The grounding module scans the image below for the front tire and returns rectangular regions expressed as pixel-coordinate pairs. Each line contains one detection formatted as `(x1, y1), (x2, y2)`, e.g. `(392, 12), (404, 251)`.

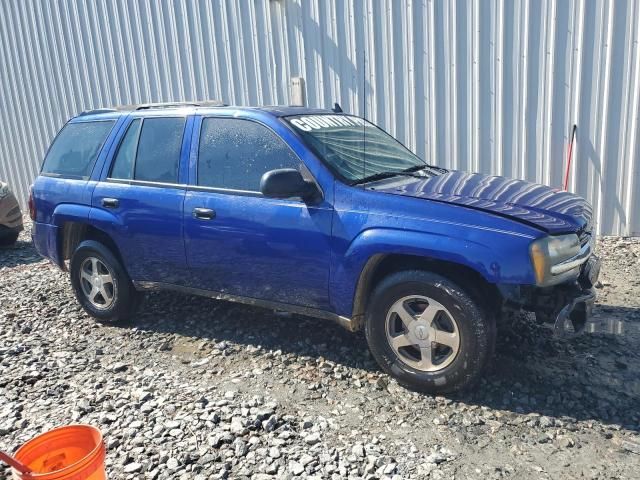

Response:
(365, 270), (494, 394)
(69, 240), (139, 324)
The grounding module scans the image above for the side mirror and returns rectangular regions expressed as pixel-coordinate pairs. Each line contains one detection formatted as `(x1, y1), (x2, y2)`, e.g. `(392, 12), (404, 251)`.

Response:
(260, 169), (318, 201)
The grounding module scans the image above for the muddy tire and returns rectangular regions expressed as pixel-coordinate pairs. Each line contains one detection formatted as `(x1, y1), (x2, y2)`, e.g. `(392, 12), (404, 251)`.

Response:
(69, 240), (140, 324)
(365, 270), (494, 394)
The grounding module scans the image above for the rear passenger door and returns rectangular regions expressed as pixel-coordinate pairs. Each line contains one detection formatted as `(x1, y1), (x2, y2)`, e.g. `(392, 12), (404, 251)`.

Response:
(91, 114), (192, 284)
(183, 116), (333, 309)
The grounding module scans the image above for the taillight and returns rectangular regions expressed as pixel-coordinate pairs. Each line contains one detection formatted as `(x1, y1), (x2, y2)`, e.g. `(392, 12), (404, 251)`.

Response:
(28, 187), (36, 221)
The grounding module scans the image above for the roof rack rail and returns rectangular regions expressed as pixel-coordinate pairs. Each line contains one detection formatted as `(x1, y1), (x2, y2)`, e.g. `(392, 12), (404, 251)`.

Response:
(130, 100), (227, 110)
(78, 100), (227, 117)
(78, 108), (117, 116)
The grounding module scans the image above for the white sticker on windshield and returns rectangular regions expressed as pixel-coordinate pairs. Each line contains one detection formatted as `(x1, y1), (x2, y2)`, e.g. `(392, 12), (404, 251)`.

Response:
(290, 115), (369, 132)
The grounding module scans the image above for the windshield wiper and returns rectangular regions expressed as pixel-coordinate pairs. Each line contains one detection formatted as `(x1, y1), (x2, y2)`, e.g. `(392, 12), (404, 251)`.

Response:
(403, 164), (447, 175)
(352, 163), (447, 186)
(351, 170), (419, 185)
(402, 165), (427, 173)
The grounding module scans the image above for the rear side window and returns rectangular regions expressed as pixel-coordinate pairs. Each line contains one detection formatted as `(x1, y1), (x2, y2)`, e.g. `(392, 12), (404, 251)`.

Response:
(41, 121), (115, 178)
(108, 117), (185, 184)
(134, 117), (185, 183)
(197, 118), (301, 191)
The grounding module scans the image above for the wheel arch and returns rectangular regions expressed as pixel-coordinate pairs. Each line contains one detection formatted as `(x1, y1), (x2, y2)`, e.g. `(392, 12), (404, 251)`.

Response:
(334, 227), (516, 326)
(58, 221), (126, 272)
(351, 253), (503, 327)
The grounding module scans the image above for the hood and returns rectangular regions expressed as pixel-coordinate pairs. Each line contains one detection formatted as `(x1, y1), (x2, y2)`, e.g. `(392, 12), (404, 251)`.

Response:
(368, 170), (592, 234)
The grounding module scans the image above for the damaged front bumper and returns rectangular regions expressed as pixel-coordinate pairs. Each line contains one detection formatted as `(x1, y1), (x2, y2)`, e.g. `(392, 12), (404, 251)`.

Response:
(500, 255), (602, 335)
(551, 286), (596, 335)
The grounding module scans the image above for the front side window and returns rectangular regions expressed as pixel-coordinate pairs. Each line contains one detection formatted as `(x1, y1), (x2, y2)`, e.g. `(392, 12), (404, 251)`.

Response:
(197, 118), (301, 191)
(41, 121), (115, 178)
(286, 114), (439, 184)
(134, 117), (186, 183)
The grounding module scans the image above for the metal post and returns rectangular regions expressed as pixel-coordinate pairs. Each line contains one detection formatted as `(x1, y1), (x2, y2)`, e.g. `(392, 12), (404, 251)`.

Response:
(290, 77), (306, 107)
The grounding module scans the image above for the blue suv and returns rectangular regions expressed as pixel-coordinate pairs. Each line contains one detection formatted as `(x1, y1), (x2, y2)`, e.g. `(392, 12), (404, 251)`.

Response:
(30, 102), (600, 393)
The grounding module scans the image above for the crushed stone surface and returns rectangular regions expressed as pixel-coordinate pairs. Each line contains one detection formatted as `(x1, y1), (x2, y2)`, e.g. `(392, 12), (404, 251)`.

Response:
(1, 220), (639, 479)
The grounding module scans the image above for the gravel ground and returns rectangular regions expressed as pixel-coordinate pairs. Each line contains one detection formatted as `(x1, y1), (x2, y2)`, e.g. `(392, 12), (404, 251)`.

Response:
(1, 220), (639, 479)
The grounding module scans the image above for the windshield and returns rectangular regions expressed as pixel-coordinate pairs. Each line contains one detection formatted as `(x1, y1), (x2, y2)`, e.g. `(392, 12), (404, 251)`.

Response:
(286, 114), (436, 184)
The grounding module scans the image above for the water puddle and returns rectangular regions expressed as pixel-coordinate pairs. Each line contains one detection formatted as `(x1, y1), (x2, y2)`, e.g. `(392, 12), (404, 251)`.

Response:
(585, 304), (640, 338)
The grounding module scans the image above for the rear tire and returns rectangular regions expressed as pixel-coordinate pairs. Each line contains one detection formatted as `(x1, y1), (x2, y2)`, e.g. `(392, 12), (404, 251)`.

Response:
(365, 270), (494, 394)
(69, 240), (140, 324)
(0, 231), (19, 246)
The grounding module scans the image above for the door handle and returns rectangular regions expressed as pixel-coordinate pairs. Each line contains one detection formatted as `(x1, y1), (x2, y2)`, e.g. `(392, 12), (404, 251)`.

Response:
(193, 207), (215, 220)
(102, 198), (119, 208)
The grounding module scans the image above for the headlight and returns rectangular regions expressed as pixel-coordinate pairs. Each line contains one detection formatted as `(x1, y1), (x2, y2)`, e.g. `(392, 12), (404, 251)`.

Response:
(530, 234), (581, 286)
(0, 183), (9, 199)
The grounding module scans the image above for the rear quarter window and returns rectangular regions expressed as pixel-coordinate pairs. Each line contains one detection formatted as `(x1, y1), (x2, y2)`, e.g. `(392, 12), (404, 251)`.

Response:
(41, 121), (115, 178)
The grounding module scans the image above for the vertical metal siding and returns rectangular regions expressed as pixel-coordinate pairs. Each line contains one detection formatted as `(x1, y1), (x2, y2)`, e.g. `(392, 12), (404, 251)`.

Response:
(0, 0), (638, 235)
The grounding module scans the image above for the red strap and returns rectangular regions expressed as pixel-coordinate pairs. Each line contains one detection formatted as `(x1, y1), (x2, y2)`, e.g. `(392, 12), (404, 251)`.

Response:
(563, 125), (577, 191)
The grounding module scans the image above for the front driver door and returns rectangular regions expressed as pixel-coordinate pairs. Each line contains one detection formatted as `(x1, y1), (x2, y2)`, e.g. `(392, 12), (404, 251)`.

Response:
(183, 116), (332, 310)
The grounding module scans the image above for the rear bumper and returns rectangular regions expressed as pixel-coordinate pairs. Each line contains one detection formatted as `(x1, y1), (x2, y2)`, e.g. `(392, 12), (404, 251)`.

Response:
(31, 221), (64, 268)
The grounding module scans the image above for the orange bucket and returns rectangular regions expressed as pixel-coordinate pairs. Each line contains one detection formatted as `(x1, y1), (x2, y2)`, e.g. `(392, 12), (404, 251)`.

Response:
(11, 425), (106, 480)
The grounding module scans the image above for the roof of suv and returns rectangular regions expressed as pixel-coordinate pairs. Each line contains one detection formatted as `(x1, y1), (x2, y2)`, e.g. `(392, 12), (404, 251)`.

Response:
(75, 102), (335, 120)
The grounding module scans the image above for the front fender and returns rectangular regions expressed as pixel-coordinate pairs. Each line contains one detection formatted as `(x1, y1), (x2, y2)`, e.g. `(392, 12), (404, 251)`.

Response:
(330, 227), (535, 317)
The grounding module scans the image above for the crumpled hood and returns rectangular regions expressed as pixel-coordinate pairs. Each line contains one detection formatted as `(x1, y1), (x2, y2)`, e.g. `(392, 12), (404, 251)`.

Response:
(369, 170), (592, 234)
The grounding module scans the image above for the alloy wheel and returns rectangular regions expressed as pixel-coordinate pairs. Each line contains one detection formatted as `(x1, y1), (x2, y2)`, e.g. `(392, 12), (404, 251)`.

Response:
(385, 295), (461, 372)
(79, 257), (115, 310)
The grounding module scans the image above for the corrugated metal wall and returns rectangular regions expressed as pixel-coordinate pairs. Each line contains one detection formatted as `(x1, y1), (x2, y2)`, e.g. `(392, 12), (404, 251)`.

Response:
(0, 0), (639, 235)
